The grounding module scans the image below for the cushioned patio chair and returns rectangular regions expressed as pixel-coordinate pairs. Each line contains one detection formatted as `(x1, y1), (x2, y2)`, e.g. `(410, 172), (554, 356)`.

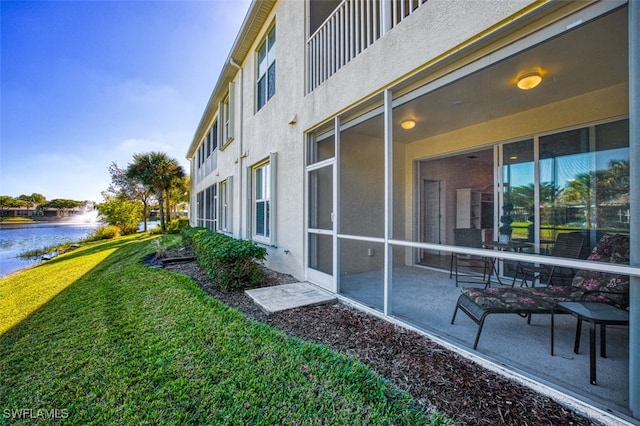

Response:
(450, 234), (630, 349)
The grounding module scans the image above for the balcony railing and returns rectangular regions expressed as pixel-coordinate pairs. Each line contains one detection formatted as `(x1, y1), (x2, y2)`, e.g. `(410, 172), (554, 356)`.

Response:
(307, 0), (427, 93)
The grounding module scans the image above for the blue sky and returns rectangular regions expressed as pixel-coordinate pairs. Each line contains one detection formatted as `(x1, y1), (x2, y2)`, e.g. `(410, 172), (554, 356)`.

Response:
(1, 0), (251, 202)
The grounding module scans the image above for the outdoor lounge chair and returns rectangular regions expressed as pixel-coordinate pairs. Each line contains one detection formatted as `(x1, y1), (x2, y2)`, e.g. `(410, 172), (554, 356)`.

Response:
(450, 234), (630, 349)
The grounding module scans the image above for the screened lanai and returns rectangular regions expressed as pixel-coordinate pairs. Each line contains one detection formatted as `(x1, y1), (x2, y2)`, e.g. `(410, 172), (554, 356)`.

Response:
(305, 3), (638, 419)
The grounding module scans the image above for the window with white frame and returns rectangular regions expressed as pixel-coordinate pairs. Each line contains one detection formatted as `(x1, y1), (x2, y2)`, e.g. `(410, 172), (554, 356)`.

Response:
(211, 120), (218, 151)
(197, 190), (204, 228)
(201, 185), (217, 231)
(254, 163), (270, 237)
(219, 82), (235, 147)
(223, 98), (230, 141)
(206, 128), (211, 158)
(251, 154), (276, 244)
(219, 177), (233, 232)
(256, 25), (276, 111)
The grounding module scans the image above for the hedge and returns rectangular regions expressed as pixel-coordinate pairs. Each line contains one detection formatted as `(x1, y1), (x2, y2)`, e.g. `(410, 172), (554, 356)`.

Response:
(182, 227), (267, 289)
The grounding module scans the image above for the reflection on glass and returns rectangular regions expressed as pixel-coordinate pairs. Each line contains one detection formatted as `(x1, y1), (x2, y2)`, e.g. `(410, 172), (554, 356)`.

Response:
(539, 128), (590, 242)
(539, 119), (629, 246)
(503, 139), (534, 244)
(593, 120), (629, 233)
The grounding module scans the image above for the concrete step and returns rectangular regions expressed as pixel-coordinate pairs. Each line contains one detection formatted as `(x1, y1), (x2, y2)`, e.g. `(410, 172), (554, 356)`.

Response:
(245, 282), (337, 314)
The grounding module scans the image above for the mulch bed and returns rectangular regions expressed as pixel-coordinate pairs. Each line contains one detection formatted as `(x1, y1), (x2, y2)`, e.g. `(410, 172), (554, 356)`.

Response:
(161, 247), (600, 425)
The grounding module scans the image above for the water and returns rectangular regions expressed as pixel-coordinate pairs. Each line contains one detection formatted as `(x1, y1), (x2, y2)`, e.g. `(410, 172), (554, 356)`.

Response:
(0, 223), (102, 277)
(0, 219), (163, 278)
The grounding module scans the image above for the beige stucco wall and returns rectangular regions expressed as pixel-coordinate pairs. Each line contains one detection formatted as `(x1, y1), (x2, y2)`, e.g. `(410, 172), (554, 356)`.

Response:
(216, 0), (534, 279)
(230, 1), (308, 278)
(191, 0), (623, 281)
(298, 0), (536, 131)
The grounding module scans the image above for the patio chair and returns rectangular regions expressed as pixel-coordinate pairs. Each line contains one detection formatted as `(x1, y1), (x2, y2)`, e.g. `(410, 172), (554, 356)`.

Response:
(513, 232), (587, 287)
(450, 234), (630, 349)
(450, 228), (492, 287)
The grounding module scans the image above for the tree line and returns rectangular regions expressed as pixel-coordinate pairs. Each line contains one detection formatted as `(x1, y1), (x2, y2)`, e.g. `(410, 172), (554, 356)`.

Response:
(2, 151), (189, 236)
(102, 151), (189, 234)
(0, 193), (90, 216)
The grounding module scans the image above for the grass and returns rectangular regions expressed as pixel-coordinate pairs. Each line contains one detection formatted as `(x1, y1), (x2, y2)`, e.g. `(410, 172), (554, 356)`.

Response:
(0, 217), (33, 223)
(0, 233), (448, 425)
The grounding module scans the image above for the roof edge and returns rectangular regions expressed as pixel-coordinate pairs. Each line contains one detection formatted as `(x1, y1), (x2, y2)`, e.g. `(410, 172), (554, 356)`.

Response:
(186, 0), (276, 159)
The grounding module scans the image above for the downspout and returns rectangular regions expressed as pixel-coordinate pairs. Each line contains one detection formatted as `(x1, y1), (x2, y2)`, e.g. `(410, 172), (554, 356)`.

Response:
(229, 57), (243, 240)
(628, 0), (639, 418)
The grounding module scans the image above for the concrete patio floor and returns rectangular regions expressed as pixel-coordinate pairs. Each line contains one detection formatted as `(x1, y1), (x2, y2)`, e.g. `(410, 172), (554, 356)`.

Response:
(338, 266), (634, 423)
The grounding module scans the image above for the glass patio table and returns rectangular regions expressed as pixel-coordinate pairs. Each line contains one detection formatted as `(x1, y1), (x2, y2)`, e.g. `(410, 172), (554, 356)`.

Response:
(551, 301), (629, 385)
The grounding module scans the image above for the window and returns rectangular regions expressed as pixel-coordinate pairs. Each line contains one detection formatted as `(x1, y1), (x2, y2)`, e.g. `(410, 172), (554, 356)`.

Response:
(219, 177), (233, 232)
(500, 118), (629, 250)
(256, 25), (276, 110)
(211, 121), (218, 151)
(251, 154), (277, 244)
(198, 185), (217, 231)
(223, 97), (230, 141)
(197, 190), (204, 228)
(205, 129), (211, 158)
(220, 82), (235, 146)
(255, 163), (270, 237)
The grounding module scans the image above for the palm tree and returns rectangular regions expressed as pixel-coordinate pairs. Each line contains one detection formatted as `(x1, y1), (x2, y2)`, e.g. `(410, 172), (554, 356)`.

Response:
(126, 152), (185, 232)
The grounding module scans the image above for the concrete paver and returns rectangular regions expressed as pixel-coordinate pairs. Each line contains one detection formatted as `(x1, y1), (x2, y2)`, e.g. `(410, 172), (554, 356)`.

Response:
(245, 282), (336, 314)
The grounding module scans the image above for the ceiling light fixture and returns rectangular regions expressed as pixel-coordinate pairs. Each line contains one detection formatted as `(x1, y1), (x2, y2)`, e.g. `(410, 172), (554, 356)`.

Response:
(517, 71), (543, 90)
(401, 120), (416, 130)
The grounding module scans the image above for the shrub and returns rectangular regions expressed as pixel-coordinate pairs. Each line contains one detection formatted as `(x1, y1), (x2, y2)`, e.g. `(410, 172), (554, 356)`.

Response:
(84, 225), (122, 242)
(165, 217), (190, 234)
(182, 227), (267, 289)
(98, 196), (143, 235)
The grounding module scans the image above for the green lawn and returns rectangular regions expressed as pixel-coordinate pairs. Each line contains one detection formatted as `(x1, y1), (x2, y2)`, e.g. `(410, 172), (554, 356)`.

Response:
(0, 234), (447, 425)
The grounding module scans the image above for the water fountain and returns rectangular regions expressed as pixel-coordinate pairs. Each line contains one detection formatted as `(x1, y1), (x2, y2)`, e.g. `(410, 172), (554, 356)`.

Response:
(66, 203), (104, 224)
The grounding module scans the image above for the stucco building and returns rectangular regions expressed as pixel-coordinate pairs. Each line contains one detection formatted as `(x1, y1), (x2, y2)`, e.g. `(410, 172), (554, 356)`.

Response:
(187, 0), (639, 421)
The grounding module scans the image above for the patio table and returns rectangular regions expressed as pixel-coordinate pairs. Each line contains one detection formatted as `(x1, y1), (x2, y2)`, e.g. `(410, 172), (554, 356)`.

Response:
(551, 301), (629, 385)
(482, 241), (532, 286)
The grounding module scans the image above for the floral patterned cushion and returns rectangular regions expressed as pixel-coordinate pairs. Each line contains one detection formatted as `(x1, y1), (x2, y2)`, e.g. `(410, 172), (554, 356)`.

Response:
(461, 234), (630, 312)
(570, 234), (630, 307)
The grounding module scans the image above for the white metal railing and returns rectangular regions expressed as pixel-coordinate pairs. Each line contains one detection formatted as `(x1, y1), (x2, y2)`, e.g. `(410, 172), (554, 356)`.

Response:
(307, 0), (427, 93)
